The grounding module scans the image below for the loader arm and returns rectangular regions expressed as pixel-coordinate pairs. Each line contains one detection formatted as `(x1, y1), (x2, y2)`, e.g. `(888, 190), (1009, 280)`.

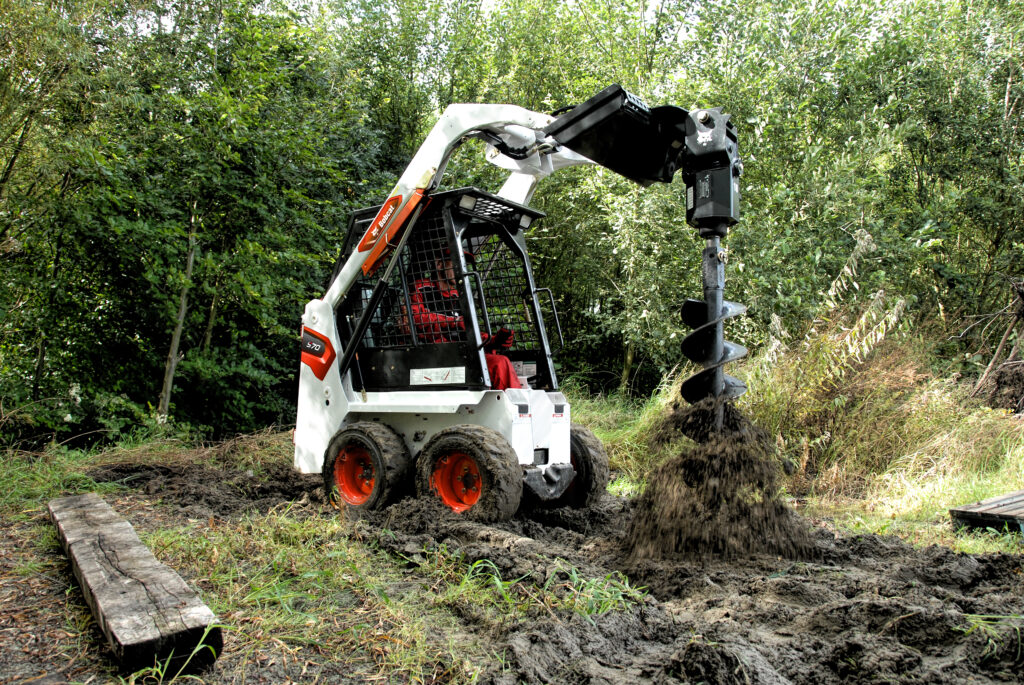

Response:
(322, 104), (593, 311)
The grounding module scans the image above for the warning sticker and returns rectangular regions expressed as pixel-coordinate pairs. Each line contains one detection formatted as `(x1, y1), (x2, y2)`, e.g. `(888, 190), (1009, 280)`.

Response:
(513, 362), (537, 378)
(410, 367), (466, 385)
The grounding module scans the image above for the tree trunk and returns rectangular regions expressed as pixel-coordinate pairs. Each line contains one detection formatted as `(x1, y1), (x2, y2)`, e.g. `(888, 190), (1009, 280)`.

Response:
(201, 277), (219, 354)
(0, 117), (32, 207)
(30, 231), (63, 400)
(157, 214), (198, 420)
(619, 342), (635, 394)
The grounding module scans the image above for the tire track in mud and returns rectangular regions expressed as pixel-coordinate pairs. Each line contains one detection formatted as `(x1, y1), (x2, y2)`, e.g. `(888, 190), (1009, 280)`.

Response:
(359, 496), (1024, 685)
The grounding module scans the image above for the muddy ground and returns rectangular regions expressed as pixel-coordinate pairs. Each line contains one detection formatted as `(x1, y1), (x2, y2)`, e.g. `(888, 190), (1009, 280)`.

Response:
(2, 453), (1023, 684)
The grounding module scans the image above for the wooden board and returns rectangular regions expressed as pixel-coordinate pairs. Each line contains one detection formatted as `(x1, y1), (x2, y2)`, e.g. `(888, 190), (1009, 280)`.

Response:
(48, 493), (222, 672)
(949, 489), (1024, 532)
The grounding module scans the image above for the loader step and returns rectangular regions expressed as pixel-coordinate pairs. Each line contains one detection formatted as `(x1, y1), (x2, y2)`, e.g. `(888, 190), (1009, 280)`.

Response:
(48, 492), (222, 671)
(949, 489), (1024, 533)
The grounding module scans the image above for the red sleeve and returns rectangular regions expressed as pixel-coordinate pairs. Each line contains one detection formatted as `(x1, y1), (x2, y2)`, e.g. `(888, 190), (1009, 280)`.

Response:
(410, 281), (465, 342)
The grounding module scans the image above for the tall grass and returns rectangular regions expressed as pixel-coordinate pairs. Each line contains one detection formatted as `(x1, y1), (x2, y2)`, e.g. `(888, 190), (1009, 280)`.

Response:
(732, 231), (1023, 550)
(563, 375), (685, 495)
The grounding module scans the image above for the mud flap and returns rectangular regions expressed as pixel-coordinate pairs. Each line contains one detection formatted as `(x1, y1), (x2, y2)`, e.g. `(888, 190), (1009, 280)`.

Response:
(522, 463), (575, 500)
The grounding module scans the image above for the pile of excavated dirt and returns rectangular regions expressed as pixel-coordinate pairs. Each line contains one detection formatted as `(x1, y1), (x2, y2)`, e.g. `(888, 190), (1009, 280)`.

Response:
(627, 398), (812, 560)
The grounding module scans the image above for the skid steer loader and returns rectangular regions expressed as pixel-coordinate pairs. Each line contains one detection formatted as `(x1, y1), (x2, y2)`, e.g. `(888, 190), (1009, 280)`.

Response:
(294, 84), (743, 521)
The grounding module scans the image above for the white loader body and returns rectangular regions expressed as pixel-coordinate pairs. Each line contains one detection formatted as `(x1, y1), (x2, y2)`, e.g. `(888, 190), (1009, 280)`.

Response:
(294, 102), (590, 489)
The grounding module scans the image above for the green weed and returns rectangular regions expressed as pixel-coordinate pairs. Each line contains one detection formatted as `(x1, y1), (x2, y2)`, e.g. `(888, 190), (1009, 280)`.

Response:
(959, 614), (1023, 662)
(121, 624), (224, 684)
(545, 560), (647, 622)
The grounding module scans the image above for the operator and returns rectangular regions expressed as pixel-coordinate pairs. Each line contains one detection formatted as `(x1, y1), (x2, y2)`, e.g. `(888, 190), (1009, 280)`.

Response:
(409, 250), (521, 390)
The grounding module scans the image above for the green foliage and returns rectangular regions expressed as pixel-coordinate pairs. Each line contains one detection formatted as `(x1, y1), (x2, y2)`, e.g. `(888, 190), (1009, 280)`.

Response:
(3, 0), (1023, 439)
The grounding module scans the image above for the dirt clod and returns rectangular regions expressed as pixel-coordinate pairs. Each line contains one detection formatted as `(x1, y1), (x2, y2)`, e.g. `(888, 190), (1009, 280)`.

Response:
(627, 398), (812, 561)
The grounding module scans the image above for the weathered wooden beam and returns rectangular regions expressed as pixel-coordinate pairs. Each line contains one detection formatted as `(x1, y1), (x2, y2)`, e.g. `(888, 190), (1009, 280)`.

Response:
(48, 492), (222, 672)
(950, 489), (1024, 533)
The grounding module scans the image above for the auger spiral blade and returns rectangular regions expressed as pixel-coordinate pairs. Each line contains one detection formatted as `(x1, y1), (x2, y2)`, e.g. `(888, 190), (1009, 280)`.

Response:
(679, 236), (747, 434)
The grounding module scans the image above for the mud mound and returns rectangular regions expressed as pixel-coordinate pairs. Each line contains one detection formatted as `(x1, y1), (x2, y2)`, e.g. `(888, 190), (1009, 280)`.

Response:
(988, 360), (1024, 412)
(627, 398), (811, 561)
(89, 460), (322, 518)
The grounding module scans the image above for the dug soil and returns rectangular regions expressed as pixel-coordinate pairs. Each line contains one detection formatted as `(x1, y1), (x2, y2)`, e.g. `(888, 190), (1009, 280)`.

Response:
(3, 432), (1023, 684)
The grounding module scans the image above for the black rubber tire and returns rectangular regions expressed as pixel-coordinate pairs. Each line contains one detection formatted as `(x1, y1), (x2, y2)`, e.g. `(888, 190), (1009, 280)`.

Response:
(555, 424), (610, 508)
(323, 422), (411, 512)
(416, 424), (522, 522)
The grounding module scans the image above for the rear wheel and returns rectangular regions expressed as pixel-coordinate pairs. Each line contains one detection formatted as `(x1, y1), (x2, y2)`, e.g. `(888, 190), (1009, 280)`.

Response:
(416, 425), (522, 522)
(555, 424), (610, 508)
(323, 422), (410, 511)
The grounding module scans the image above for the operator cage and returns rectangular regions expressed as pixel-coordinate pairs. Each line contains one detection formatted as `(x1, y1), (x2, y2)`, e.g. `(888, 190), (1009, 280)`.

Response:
(331, 188), (561, 393)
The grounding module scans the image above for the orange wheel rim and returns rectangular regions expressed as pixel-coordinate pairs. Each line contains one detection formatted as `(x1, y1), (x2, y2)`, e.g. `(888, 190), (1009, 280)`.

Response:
(431, 451), (482, 512)
(334, 444), (375, 505)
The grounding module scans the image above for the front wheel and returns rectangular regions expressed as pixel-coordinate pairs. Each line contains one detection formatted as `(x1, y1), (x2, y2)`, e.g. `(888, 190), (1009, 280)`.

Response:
(416, 425), (522, 522)
(323, 422), (410, 512)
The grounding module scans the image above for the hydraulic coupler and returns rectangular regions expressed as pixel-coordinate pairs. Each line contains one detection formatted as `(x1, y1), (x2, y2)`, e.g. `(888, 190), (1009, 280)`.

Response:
(678, 108), (747, 433)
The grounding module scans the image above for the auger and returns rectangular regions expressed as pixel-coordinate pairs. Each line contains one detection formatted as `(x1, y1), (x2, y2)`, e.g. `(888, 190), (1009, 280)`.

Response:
(678, 109), (746, 434)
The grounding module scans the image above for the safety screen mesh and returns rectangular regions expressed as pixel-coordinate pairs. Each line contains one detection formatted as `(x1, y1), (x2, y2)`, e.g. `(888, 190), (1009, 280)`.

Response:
(464, 233), (539, 354)
(338, 192), (540, 359)
(342, 210), (476, 350)
(404, 213), (472, 346)
(345, 252), (412, 349)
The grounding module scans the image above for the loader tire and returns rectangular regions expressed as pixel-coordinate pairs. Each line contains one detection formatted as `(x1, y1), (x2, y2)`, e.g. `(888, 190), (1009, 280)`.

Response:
(323, 422), (410, 512)
(416, 425), (522, 522)
(555, 424), (610, 509)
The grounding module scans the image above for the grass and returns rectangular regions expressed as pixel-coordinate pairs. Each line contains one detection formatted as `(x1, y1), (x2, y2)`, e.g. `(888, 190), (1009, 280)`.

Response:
(544, 560), (647, 622)
(736, 327), (1024, 554)
(134, 502), (492, 682)
(959, 614), (1024, 662)
(0, 445), (124, 522)
(423, 545), (647, 627)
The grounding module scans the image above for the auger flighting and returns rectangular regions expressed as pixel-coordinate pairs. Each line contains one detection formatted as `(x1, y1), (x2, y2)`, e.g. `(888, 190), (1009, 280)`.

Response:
(678, 108), (746, 434)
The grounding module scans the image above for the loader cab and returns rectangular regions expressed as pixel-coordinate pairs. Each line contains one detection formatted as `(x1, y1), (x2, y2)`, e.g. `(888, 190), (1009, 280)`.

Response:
(331, 187), (559, 394)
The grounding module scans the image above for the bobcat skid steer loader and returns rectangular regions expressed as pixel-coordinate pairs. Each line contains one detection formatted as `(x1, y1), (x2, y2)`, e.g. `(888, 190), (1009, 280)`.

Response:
(294, 84), (742, 521)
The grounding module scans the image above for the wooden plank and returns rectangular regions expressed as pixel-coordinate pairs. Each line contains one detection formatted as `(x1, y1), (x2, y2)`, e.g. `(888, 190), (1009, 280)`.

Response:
(950, 489), (1024, 532)
(999, 503), (1024, 517)
(986, 501), (1024, 516)
(950, 512), (1019, 532)
(48, 493), (222, 672)
(954, 489), (1024, 513)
